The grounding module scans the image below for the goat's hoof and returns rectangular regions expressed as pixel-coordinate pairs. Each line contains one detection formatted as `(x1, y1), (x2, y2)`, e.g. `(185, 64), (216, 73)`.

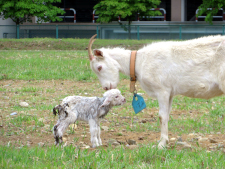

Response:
(92, 144), (100, 148)
(158, 144), (166, 149)
(158, 140), (168, 149)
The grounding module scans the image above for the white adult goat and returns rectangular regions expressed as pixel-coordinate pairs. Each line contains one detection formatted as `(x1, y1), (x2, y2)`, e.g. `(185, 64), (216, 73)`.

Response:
(88, 34), (225, 149)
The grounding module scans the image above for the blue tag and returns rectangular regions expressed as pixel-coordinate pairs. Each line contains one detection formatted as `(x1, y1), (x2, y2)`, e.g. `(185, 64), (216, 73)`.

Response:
(132, 94), (146, 114)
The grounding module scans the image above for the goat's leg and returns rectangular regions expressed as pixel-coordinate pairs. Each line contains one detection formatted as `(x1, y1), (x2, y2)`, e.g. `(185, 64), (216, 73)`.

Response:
(157, 93), (173, 149)
(89, 119), (99, 148)
(53, 123), (60, 145)
(97, 121), (102, 146)
(53, 120), (71, 146)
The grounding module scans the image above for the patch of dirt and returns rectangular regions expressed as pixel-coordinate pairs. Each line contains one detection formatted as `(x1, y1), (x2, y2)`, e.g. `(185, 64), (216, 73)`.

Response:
(0, 79), (224, 151)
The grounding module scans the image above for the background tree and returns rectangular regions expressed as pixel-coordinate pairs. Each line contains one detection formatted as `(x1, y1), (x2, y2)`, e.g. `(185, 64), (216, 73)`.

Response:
(94, 0), (161, 38)
(0, 0), (65, 25)
(197, 0), (225, 24)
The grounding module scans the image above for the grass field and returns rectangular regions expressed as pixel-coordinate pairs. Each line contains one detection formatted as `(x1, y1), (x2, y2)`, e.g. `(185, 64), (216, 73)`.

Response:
(0, 38), (225, 168)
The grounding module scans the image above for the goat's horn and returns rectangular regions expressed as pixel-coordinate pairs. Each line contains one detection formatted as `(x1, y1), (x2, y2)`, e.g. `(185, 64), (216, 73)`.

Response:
(88, 34), (97, 61)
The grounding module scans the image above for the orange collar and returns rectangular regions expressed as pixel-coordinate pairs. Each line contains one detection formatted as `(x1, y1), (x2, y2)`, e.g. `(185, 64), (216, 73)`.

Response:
(130, 51), (137, 93)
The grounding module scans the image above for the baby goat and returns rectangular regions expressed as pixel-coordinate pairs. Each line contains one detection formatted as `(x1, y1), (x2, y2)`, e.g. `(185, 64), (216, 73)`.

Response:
(53, 89), (126, 148)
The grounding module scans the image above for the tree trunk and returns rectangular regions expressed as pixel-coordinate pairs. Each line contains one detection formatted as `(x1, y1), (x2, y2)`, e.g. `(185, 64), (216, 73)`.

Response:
(128, 20), (131, 39)
(16, 18), (20, 39)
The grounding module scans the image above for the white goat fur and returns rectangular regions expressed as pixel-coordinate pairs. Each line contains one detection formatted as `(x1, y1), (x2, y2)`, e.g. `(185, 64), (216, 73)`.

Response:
(90, 35), (225, 148)
(53, 89), (126, 148)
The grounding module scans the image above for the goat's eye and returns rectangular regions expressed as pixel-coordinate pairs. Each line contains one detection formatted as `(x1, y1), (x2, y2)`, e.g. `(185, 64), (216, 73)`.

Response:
(97, 65), (102, 71)
(115, 96), (119, 98)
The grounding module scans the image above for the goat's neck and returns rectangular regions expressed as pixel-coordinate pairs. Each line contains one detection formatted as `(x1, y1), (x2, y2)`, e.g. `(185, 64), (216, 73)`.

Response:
(98, 97), (112, 118)
(110, 50), (131, 76)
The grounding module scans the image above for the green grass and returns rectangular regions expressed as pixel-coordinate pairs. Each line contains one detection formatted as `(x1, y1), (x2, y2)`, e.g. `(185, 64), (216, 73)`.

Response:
(0, 50), (128, 81)
(1, 144), (225, 168)
(0, 50), (97, 81)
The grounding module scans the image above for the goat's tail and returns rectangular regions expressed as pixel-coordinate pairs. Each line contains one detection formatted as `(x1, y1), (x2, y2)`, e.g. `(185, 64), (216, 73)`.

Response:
(53, 105), (59, 116)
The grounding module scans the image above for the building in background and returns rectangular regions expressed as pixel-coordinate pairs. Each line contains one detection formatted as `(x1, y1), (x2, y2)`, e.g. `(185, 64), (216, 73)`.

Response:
(50, 0), (210, 22)
(0, 16), (16, 39)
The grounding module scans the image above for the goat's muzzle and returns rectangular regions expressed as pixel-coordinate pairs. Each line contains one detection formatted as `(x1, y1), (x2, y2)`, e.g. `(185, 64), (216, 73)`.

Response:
(103, 83), (114, 91)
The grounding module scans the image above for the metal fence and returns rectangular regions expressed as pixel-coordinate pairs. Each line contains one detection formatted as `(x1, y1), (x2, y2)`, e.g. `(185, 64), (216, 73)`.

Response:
(1, 24), (225, 40)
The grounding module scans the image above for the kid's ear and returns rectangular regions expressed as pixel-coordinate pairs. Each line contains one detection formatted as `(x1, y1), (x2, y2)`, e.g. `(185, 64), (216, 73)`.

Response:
(93, 49), (104, 58)
(100, 97), (111, 108)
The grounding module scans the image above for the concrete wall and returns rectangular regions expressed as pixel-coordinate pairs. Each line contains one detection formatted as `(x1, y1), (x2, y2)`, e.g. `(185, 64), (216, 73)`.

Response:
(0, 17), (16, 38)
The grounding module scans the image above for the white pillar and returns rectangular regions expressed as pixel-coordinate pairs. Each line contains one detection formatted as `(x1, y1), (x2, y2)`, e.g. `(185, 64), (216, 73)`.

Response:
(181, 0), (186, 22)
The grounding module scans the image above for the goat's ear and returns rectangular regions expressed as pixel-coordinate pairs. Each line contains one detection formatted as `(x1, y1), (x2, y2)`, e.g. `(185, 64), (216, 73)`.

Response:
(93, 49), (104, 58)
(100, 97), (111, 108)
